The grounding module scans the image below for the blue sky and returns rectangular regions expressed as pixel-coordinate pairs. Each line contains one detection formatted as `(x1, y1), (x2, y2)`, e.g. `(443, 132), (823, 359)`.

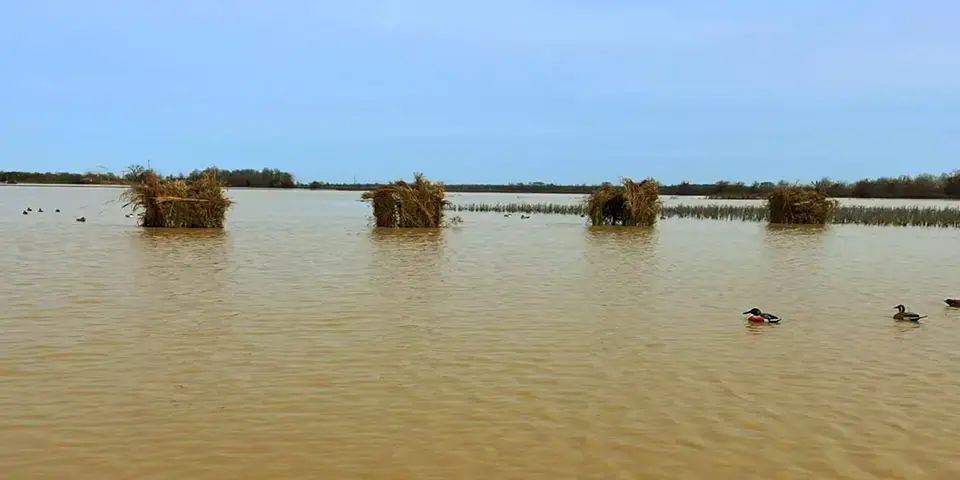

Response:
(1, 0), (957, 184)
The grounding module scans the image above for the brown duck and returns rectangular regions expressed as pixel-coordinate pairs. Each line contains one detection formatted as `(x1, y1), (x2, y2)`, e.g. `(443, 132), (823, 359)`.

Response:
(946, 299), (960, 308)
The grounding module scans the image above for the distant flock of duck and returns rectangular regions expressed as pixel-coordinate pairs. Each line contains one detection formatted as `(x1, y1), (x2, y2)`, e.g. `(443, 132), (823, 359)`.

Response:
(19, 206), (137, 223)
(20, 206), (85, 222)
(745, 302), (960, 324)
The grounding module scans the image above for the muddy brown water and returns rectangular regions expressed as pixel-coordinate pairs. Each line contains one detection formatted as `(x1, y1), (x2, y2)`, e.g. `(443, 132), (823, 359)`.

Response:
(3, 186), (960, 479)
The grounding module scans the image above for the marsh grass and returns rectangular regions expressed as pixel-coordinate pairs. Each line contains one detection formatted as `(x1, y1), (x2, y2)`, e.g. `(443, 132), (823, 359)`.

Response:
(767, 186), (838, 225)
(368, 173), (448, 228)
(830, 205), (960, 227)
(120, 170), (233, 228)
(446, 202), (960, 227)
(450, 202), (585, 215)
(585, 178), (661, 226)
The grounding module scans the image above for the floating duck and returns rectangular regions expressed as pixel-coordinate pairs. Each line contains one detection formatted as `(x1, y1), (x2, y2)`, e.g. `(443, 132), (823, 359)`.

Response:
(743, 308), (780, 323)
(893, 304), (926, 321)
(520, 214), (530, 219)
(76, 216), (86, 223)
(26, 207), (32, 212)
(38, 208), (43, 213)
(55, 209), (60, 213)
(945, 299), (960, 308)
(22, 210), (28, 215)
(504, 213), (511, 217)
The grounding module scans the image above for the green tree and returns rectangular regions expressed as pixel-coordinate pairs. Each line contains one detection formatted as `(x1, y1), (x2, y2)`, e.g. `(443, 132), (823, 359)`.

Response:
(123, 164), (148, 182)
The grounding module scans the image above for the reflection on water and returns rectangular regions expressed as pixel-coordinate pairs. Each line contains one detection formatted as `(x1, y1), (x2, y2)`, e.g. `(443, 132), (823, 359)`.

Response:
(131, 229), (232, 307)
(763, 223), (830, 236)
(583, 226), (658, 263)
(368, 228), (446, 260)
(126, 229), (243, 463)
(3, 187), (960, 478)
(584, 225), (658, 247)
(759, 224), (830, 311)
(891, 320), (925, 338)
(582, 227), (658, 310)
(744, 318), (782, 335)
(367, 228), (447, 322)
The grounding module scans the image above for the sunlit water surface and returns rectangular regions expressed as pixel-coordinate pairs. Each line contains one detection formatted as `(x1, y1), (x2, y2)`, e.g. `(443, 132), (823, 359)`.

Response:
(3, 186), (960, 479)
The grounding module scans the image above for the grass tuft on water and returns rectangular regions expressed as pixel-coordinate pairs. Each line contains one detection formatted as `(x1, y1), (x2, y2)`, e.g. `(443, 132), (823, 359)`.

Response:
(446, 202), (960, 228)
(585, 177), (661, 226)
(766, 186), (838, 225)
(368, 173), (448, 228)
(121, 170), (233, 228)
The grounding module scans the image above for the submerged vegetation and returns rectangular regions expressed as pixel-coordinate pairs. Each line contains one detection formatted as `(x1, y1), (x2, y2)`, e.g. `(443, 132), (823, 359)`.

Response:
(120, 170), (233, 228)
(586, 178), (661, 226)
(766, 186), (839, 225)
(446, 202), (960, 228)
(368, 173), (448, 228)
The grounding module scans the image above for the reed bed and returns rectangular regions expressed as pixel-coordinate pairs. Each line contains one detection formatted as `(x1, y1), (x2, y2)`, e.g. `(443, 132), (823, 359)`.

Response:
(450, 202), (587, 215)
(369, 173), (447, 228)
(445, 202), (960, 227)
(830, 205), (960, 227)
(120, 170), (233, 228)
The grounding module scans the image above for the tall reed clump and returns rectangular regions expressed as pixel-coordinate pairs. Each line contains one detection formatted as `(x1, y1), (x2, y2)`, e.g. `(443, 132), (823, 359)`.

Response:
(586, 177), (661, 226)
(120, 170), (234, 228)
(369, 173), (447, 228)
(766, 186), (838, 225)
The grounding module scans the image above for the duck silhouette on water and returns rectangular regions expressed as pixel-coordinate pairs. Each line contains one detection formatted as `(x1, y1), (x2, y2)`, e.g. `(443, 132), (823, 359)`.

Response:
(893, 304), (926, 321)
(945, 299), (960, 308)
(743, 308), (780, 324)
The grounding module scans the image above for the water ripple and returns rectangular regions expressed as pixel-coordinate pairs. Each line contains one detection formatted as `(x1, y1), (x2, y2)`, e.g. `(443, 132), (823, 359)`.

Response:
(2, 187), (960, 479)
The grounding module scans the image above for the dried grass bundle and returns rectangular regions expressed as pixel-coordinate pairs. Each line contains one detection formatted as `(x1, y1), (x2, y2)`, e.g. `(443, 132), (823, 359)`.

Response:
(121, 170), (233, 228)
(369, 173), (447, 228)
(766, 186), (838, 225)
(586, 177), (661, 226)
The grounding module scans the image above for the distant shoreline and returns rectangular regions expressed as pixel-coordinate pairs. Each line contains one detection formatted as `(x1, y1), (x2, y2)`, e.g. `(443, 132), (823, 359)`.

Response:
(4, 166), (960, 200)
(5, 182), (960, 203)
(0, 182), (602, 194)
(1, 183), (128, 188)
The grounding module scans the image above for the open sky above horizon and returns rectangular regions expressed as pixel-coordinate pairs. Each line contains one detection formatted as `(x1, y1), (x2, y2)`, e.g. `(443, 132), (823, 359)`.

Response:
(1, 1), (957, 185)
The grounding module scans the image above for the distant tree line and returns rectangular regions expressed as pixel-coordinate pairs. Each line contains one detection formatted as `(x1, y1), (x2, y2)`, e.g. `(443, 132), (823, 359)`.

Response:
(676, 171), (960, 199)
(307, 171), (960, 199)
(1, 165), (296, 189)
(3, 166), (960, 199)
(303, 180), (597, 194)
(0, 170), (126, 185)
